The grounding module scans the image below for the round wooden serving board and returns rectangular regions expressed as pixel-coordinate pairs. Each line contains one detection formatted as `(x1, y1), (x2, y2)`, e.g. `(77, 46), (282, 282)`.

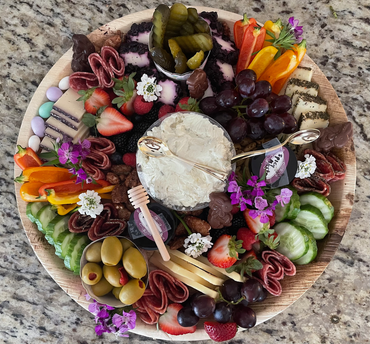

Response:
(14, 7), (356, 341)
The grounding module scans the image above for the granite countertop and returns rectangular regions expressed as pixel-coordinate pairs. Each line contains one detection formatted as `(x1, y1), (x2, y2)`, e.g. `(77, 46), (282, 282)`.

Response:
(1, 0), (369, 343)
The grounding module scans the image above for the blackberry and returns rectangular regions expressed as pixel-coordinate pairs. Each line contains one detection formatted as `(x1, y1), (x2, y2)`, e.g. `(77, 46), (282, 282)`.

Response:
(109, 151), (123, 165)
(127, 131), (143, 153)
(210, 227), (232, 244)
(134, 121), (152, 135)
(143, 101), (162, 124)
(231, 212), (247, 231)
(199, 207), (210, 222)
(109, 132), (130, 154)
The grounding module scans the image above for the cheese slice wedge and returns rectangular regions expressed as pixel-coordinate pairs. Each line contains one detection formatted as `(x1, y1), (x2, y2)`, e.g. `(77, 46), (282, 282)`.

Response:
(285, 78), (319, 98)
(289, 66), (313, 82)
(150, 252), (218, 299)
(298, 111), (330, 130)
(197, 256), (246, 282)
(292, 94), (327, 121)
(52, 88), (86, 122)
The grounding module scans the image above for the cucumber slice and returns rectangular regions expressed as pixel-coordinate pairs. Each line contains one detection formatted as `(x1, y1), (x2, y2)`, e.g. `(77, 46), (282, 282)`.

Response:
(266, 186), (300, 222)
(55, 232), (76, 259)
(26, 202), (47, 223)
(64, 235), (90, 274)
(34, 205), (57, 234)
(293, 204), (329, 240)
(273, 222), (309, 260)
(286, 190), (301, 220)
(45, 215), (70, 246)
(299, 192), (334, 223)
(294, 228), (318, 265)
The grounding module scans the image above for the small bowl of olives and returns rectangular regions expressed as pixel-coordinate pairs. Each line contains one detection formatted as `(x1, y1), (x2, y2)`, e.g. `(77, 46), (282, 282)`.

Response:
(80, 236), (149, 307)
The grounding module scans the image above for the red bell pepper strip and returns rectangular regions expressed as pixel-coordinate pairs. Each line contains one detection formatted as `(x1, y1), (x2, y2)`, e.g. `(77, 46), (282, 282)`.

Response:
(233, 14), (257, 49)
(14, 145), (42, 170)
(236, 26), (266, 75)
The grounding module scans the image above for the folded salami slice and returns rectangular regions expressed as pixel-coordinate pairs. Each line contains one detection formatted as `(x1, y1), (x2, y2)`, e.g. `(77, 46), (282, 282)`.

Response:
(88, 219), (126, 241)
(68, 212), (94, 233)
(85, 151), (112, 170)
(69, 72), (100, 91)
(101, 46), (125, 77)
(304, 149), (335, 182)
(292, 175), (331, 197)
(253, 263), (283, 297)
(325, 152), (346, 182)
(88, 137), (116, 155)
(88, 52), (114, 88)
(82, 160), (106, 180)
(262, 250), (296, 277)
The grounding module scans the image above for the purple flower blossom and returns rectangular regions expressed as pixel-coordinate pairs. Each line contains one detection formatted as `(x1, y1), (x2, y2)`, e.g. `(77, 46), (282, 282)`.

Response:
(254, 196), (268, 210)
(247, 176), (266, 197)
(58, 142), (80, 165)
(249, 197), (274, 223)
(288, 17), (303, 43)
(275, 188), (293, 207)
(75, 168), (87, 184)
(97, 308), (110, 320)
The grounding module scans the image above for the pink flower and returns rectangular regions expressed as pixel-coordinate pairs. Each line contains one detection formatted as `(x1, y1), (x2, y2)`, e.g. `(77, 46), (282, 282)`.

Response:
(275, 188), (293, 207)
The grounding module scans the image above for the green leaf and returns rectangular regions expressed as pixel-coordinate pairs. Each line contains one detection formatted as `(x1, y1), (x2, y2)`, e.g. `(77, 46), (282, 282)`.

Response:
(41, 159), (60, 166)
(114, 89), (125, 96)
(82, 113), (97, 127)
(39, 151), (57, 159)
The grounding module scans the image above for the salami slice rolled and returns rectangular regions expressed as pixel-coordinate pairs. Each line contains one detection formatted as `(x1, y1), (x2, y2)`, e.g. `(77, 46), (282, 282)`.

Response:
(292, 175), (331, 197)
(304, 149), (335, 182)
(101, 46), (125, 77)
(262, 250), (296, 277)
(88, 137), (116, 155)
(82, 160), (106, 180)
(88, 52), (114, 89)
(88, 219), (126, 241)
(69, 72), (99, 91)
(68, 212), (94, 233)
(325, 152), (346, 182)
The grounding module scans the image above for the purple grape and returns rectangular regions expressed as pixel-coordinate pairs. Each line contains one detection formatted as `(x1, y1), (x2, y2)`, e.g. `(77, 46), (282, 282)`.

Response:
(199, 96), (220, 116)
(177, 307), (199, 327)
(236, 69), (257, 85)
(264, 113), (285, 135)
(278, 112), (298, 134)
(255, 287), (268, 302)
(265, 92), (279, 104)
(213, 302), (233, 323)
(213, 109), (237, 127)
(238, 78), (255, 98)
(232, 304), (257, 328)
(241, 279), (264, 303)
(251, 80), (272, 99)
(270, 95), (292, 113)
(247, 98), (269, 118)
(220, 81), (236, 91)
(247, 119), (267, 140)
(215, 89), (241, 108)
(191, 295), (215, 318)
(226, 117), (248, 143)
(220, 279), (242, 302)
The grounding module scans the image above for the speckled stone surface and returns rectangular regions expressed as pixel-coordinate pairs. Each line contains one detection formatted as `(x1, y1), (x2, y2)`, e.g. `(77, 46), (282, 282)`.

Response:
(1, 0), (369, 343)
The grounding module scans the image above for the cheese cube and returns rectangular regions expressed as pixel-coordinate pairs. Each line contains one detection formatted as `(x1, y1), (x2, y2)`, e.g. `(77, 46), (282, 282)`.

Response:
(285, 78), (319, 98)
(289, 66), (313, 81)
(298, 111), (330, 130)
(292, 94), (327, 121)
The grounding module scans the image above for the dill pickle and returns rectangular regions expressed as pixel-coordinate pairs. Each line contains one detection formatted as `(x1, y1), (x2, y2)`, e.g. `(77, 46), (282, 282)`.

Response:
(173, 33), (213, 54)
(150, 47), (175, 72)
(165, 3), (188, 37)
(175, 51), (188, 74)
(194, 19), (210, 34)
(187, 8), (199, 24)
(152, 4), (170, 48)
(187, 50), (205, 69)
(181, 21), (195, 36)
(168, 39), (182, 58)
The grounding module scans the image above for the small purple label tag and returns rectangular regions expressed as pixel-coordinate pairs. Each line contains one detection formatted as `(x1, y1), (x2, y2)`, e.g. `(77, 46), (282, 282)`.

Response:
(259, 147), (290, 184)
(132, 209), (169, 241)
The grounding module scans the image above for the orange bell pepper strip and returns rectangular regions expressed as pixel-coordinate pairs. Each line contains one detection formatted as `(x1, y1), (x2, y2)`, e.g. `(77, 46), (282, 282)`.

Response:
(46, 185), (115, 205)
(20, 181), (47, 202)
(272, 39), (307, 94)
(14, 146), (43, 170)
(55, 203), (78, 215)
(262, 19), (283, 48)
(248, 46), (279, 80)
(236, 26), (266, 74)
(233, 14), (257, 49)
(15, 166), (73, 183)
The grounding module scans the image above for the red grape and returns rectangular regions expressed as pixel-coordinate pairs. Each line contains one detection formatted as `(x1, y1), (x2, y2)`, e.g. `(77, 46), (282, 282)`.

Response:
(241, 279), (264, 303)
(232, 304), (256, 328)
(255, 287), (268, 302)
(220, 81), (236, 91)
(191, 295), (215, 318)
(278, 112), (298, 133)
(264, 113), (285, 135)
(247, 119), (266, 140)
(251, 80), (272, 99)
(213, 302), (233, 323)
(199, 96), (220, 116)
(216, 89), (241, 108)
(226, 117), (248, 143)
(220, 279), (242, 302)
(265, 92), (279, 104)
(247, 98), (269, 118)
(177, 307), (199, 327)
(238, 77), (255, 98)
(213, 109), (237, 127)
(236, 69), (257, 84)
(270, 95), (292, 113)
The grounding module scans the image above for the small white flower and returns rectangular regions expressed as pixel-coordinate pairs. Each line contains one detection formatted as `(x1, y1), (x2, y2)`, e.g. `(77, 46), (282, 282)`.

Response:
(136, 74), (162, 102)
(183, 233), (213, 258)
(77, 190), (104, 218)
(295, 154), (317, 179)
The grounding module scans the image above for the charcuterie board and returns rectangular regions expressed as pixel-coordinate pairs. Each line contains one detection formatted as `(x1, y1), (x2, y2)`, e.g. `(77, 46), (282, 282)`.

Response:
(14, 7), (356, 341)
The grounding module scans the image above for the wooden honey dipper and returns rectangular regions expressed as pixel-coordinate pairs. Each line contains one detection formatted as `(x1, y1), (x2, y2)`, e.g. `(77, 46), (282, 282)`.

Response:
(127, 185), (170, 261)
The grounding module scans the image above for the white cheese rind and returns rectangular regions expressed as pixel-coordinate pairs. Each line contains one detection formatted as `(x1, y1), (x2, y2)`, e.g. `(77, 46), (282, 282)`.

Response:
(289, 66), (313, 81)
(285, 79), (319, 98)
(292, 96), (328, 122)
(298, 111), (330, 130)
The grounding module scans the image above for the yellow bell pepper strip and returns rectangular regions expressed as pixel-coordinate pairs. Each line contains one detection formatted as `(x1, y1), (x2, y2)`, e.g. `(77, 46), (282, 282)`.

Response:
(14, 145), (43, 170)
(263, 19), (283, 48)
(271, 39), (307, 94)
(99, 193), (112, 200)
(15, 166), (73, 184)
(236, 25), (266, 74)
(258, 50), (298, 88)
(248, 46), (279, 80)
(55, 203), (78, 215)
(46, 185), (115, 205)
(233, 14), (257, 49)
(20, 182), (47, 202)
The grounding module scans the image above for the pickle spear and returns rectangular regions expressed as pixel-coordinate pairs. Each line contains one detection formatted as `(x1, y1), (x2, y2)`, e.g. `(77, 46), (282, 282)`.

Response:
(166, 3), (188, 38)
(152, 4), (171, 48)
(173, 33), (213, 54)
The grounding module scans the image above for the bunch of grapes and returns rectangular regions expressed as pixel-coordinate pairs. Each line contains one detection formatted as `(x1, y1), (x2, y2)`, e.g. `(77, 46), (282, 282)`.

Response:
(199, 69), (298, 143)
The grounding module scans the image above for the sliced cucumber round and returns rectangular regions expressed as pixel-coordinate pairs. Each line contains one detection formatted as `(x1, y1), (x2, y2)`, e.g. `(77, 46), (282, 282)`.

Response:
(55, 232), (76, 259)
(294, 204), (329, 240)
(26, 202), (47, 223)
(45, 215), (70, 246)
(294, 228), (318, 265)
(64, 235), (90, 274)
(34, 205), (57, 234)
(299, 192), (334, 223)
(273, 222), (309, 261)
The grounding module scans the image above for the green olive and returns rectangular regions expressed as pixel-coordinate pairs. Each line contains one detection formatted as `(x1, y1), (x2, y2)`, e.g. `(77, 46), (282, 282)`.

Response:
(119, 279), (146, 305)
(101, 237), (123, 266)
(85, 242), (102, 263)
(81, 262), (102, 285)
(91, 277), (114, 297)
(120, 238), (134, 252)
(122, 247), (147, 279)
(112, 286), (122, 299)
(103, 265), (123, 288)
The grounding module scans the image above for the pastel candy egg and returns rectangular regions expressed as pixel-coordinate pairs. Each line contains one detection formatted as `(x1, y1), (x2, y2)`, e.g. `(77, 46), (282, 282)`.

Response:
(28, 135), (40, 152)
(31, 116), (45, 137)
(46, 87), (63, 101)
(58, 76), (70, 91)
(38, 101), (54, 119)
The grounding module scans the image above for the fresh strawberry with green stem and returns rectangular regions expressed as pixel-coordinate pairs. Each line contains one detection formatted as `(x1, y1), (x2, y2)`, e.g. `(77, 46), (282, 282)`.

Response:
(175, 97), (200, 112)
(82, 106), (133, 136)
(77, 87), (111, 115)
(158, 303), (196, 335)
(208, 234), (245, 268)
(158, 104), (175, 119)
(204, 321), (237, 342)
(243, 208), (270, 234)
(112, 74), (137, 116)
(226, 250), (263, 277)
(236, 227), (259, 251)
(133, 95), (154, 115)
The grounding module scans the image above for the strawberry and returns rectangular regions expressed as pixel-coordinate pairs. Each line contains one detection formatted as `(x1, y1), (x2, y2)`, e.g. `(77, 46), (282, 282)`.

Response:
(236, 227), (259, 251)
(118, 267), (129, 286)
(231, 205), (240, 215)
(122, 153), (136, 167)
(204, 321), (237, 342)
(112, 74), (138, 116)
(158, 104), (175, 119)
(175, 97), (200, 112)
(226, 250), (263, 277)
(207, 234), (245, 268)
(243, 208), (270, 234)
(77, 87), (111, 115)
(159, 304), (196, 336)
(133, 95), (153, 115)
(268, 211), (276, 227)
